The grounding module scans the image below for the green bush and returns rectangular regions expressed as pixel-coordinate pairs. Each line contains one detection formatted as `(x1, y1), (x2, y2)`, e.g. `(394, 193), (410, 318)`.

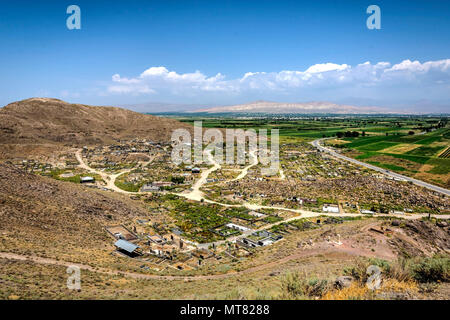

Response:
(343, 258), (391, 283)
(411, 255), (450, 283)
(281, 272), (330, 299)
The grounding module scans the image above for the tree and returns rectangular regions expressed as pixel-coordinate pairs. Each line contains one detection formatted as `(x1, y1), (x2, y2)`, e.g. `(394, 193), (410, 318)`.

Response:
(408, 131), (415, 135)
(343, 131), (359, 138)
(170, 176), (185, 184)
(336, 132), (344, 138)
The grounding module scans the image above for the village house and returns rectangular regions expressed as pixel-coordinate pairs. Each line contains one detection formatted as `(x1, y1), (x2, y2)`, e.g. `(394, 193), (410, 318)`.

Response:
(147, 234), (166, 244)
(80, 176), (95, 183)
(247, 211), (267, 218)
(226, 223), (252, 232)
(114, 239), (142, 257)
(322, 204), (340, 213)
(141, 184), (160, 192)
(241, 230), (283, 248)
(152, 181), (174, 188)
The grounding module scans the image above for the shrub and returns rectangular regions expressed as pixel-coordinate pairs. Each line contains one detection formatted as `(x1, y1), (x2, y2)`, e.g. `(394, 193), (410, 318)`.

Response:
(281, 272), (330, 299)
(343, 258), (390, 283)
(411, 255), (450, 283)
(386, 257), (414, 282)
(321, 283), (371, 300)
(305, 278), (330, 297)
(343, 259), (371, 283)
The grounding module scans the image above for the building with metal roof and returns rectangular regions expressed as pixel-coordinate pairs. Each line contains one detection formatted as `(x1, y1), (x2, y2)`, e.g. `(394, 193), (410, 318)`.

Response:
(114, 239), (141, 256)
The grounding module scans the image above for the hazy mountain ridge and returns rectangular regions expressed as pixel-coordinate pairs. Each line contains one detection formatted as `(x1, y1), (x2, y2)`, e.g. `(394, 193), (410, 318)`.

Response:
(191, 100), (391, 114)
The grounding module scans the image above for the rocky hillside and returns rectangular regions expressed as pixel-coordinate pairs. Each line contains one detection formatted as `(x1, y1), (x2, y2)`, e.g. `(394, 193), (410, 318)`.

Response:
(0, 98), (192, 145)
(0, 162), (148, 260)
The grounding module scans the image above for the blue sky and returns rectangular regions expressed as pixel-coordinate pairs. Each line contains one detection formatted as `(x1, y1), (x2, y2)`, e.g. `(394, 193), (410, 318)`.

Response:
(0, 0), (449, 112)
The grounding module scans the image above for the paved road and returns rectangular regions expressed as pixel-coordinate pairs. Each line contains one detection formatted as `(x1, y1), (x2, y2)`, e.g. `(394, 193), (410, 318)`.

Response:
(311, 138), (450, 197)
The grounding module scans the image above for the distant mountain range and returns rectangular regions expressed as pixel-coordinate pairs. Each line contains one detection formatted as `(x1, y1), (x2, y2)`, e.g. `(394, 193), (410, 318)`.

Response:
(121, 102), (203, 113)
(190, 101), (390, 114)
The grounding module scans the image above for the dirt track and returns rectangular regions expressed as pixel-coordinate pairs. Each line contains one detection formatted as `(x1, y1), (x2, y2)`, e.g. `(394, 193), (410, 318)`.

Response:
(0, 246), (366, 281)
(75, 149), (153, 194)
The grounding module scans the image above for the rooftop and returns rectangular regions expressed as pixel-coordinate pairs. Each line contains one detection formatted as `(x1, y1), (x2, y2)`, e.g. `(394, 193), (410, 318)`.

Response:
(114, 239), (139, 253)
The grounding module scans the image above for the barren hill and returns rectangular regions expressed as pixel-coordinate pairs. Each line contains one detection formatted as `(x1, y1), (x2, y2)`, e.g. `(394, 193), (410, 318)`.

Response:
(192, 100), (388, 114)
(0, 98), (192, 145)
(0, 162), (148, 262)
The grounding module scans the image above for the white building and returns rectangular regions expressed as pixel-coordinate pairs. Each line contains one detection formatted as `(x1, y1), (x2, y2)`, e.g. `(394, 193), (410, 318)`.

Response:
(80, 176), (95, 183)
(248, 211), (266, 218)
(322, 204), (339, 213)
(226, 223), (251, 232)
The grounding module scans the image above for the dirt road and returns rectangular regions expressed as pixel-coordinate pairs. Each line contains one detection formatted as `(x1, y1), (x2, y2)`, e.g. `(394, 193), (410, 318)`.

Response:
(0, 246), (375, 281)
(75, 149), (153, 194)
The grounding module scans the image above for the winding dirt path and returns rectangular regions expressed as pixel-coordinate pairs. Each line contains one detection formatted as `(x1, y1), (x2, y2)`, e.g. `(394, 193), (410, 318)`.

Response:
(230, 149), (258, 181)
(177, 149), (221, 201)
(75, 149), (153, 194)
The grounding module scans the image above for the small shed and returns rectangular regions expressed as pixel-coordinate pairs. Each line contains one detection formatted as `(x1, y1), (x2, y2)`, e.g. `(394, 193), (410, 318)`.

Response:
(80, 176), (95, 183)
(114, 239), (141, 257)
(141, 184), (160, 192)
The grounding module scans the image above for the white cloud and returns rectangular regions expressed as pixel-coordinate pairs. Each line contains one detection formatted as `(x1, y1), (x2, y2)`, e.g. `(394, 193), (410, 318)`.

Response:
(104, 59), (450, 104)
(304, 62), (349, 73)
(108, 84), (155, 94)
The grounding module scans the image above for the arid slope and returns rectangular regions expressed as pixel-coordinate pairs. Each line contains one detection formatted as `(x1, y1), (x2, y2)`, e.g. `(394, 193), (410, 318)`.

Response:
(0, 163), (148, 262)
(0, 97), (191, 145)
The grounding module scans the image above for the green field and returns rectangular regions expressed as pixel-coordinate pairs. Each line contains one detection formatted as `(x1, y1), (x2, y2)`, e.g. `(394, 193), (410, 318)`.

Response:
(337, 128), (449, 187)
(161, 114), (449, 188)
(406, 145), (447, 157)
(358, 141), (400, 151)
